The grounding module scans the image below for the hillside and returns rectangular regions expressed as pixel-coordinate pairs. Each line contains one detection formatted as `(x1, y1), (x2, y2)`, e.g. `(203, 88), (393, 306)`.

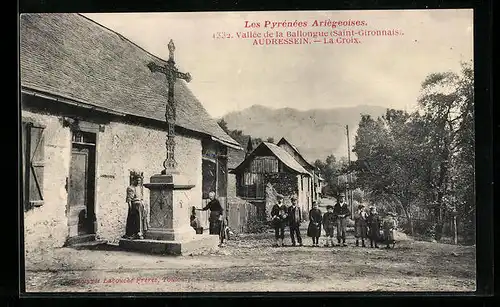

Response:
(220, 104), (387, 163)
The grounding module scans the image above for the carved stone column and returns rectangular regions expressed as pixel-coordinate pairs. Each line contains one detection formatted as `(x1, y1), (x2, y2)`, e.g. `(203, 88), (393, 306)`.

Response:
(143, 174), (196, 242)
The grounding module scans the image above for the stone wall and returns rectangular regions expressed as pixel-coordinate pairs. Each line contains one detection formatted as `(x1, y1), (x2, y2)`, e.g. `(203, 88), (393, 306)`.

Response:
(22, 108), (205, 248)
(297, 175), (312, 214)
(22, 110), (71, 255)
(227, 173), (237, 198)
(96, 121), (202, 243)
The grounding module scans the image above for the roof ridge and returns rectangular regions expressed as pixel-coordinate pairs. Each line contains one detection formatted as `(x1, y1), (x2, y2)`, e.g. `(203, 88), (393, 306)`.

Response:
(76, 13), (169, 64)
(277, 137), (315, 168)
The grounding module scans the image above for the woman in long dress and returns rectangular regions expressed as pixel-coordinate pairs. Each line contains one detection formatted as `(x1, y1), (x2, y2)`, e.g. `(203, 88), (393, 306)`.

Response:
(124, 173), (145, 239)
(307, 202), (322, 247)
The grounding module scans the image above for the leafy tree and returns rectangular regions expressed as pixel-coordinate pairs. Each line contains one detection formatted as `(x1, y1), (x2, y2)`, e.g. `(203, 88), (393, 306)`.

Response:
(417, 61), (474, 242)
(351, 61), (474, 242)
(217, 119), (229, 133)
(313, 155), (350, 199)
(353, 111), (422, 235)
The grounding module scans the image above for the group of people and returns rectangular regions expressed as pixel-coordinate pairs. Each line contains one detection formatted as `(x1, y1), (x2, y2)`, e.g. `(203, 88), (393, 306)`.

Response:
(270, 193), (398, 249)
(122, 173), (397, 250)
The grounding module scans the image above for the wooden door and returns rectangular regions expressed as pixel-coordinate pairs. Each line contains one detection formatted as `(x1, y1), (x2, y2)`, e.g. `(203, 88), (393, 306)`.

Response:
(68, 145), (92, 237)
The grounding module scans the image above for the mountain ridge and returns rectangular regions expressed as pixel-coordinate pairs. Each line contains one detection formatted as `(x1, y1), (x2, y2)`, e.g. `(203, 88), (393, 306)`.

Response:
(220, 104), (388, 163)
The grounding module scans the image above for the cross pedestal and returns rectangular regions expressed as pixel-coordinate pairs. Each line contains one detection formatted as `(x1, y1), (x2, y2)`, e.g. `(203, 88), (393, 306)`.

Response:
(119, 173), (220, 255)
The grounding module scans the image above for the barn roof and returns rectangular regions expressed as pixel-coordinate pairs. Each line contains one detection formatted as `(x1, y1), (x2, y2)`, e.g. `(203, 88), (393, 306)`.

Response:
(277, 137), (315, 170)
(227, 147), (247, 169)
(19, 13), (242, 150)
(232, 141), (311, 175)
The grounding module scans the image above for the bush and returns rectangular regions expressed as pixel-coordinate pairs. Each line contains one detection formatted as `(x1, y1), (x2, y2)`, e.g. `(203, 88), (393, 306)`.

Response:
(246, 215), (269, 233)
(399, 218), (435, 237)
(301, 209), (309, 223)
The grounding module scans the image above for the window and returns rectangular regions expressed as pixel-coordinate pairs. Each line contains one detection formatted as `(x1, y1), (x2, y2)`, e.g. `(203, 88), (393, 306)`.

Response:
(22, 121), (46, 211)
(202, 159), (217, 199)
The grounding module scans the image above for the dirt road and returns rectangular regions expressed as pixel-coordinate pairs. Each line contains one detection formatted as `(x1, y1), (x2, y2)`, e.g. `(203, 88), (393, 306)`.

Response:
(25, 231), (475, 292)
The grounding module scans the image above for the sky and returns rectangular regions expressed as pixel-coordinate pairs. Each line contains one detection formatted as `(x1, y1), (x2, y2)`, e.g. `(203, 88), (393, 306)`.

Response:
(83, 10), (473, 118)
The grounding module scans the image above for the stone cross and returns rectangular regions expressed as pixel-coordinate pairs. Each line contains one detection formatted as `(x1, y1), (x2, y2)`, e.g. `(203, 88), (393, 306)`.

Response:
(147, 39), (192, 174)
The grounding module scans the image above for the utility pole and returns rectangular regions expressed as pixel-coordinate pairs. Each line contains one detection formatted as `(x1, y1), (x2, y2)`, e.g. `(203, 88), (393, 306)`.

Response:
(346, 125), (353, 218)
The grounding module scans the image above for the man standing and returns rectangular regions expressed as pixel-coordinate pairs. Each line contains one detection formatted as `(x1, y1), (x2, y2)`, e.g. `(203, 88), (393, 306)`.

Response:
(197, 191), (223, 238)
(270, 194), (287, 247)
(333, 193), (350, 246)
(287, 196), (303, 247)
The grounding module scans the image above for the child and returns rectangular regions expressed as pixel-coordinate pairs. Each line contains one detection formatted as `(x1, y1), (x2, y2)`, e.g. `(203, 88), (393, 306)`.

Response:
(366, 206), (381, 248)
(190, 206), (201, 233)
(382, 212), (397, 249)
(322, 205), (336, 247)
(218, 215), (229, 247)
(354, 204), (368, 247)
(307, 202), (322, 247)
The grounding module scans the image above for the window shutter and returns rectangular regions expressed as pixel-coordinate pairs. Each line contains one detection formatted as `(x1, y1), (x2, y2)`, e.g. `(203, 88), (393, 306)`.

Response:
(27, 123), (45, 209)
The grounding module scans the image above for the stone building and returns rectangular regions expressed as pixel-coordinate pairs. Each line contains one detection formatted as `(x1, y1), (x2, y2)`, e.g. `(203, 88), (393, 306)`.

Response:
(276, 137), (323, 205)
(20, 13), (241, 254)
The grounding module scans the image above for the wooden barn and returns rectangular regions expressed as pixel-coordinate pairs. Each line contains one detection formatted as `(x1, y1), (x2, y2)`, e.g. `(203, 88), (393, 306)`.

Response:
(231, 141), (313, 220)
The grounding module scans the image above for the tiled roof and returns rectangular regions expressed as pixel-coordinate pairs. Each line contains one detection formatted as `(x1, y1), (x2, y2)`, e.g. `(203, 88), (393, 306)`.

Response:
(20, 13), (241, 149)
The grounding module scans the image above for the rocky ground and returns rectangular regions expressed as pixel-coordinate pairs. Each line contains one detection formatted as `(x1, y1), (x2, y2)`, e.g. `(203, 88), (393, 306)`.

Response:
(25, 227), (476, 293)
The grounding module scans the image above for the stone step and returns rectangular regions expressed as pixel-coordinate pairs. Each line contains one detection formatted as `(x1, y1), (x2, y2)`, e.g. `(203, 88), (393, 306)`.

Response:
(70, 240), (109, 250)
(64, 234), (97, 246)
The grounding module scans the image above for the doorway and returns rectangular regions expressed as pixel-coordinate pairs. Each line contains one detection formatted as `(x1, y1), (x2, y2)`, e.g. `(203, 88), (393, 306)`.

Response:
(66, 130), (97, 244)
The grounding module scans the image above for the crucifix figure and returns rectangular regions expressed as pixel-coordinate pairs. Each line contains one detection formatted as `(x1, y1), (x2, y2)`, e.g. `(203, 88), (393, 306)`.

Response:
(147, 39), (192, 174)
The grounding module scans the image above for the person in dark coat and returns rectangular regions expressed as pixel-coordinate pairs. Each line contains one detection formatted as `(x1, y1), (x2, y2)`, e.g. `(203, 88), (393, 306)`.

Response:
(196, 191), (223, 236)
(366, 206), (381, 248)
(354, 204), (368, 247)
(287, 196), (303, 246)
(322, 205), (336, 247)
(333, 193), (350, 246)
(307, 201), (322, 246)
(270, 194), (288, 247)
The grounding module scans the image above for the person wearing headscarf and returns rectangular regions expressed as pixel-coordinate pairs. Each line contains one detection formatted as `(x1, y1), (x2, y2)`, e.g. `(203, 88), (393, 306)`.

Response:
(307, 202), (323, 247)
(366, 205), (381, 248)
(270, 194), (288, 247)
(287, 196), (303, 246)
